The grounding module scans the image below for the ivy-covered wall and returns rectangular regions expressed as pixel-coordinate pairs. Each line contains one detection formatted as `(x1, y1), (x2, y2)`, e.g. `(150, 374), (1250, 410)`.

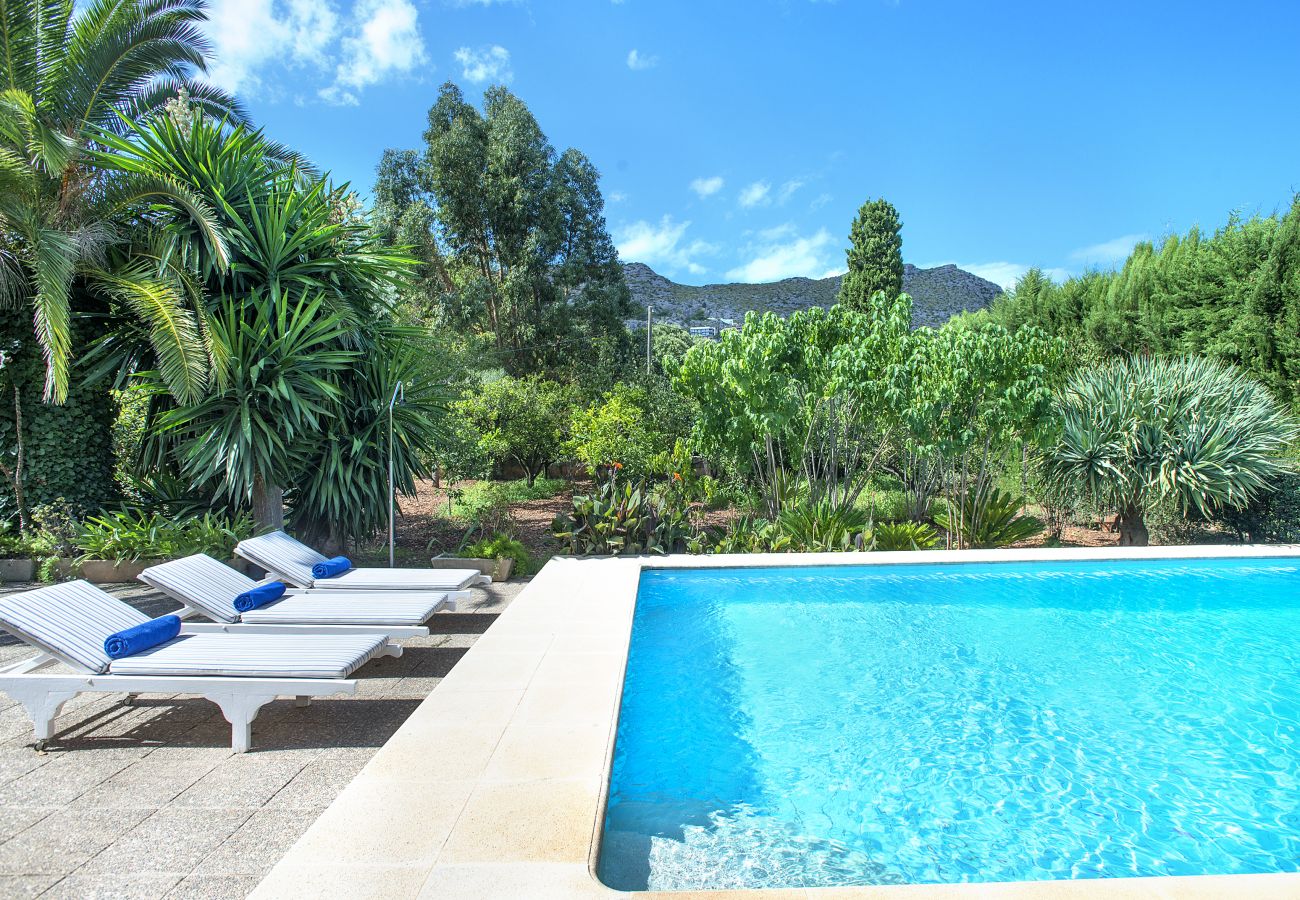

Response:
(0, 309), (118, 521)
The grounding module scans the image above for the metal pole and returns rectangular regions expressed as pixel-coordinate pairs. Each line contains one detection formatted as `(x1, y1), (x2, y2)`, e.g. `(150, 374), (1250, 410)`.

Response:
(646, 305), (652, 375)
(387, 381), (404, 568)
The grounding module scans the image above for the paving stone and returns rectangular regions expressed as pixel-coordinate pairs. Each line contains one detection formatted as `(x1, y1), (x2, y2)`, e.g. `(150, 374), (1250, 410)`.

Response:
(191, 808), (317, 877)
(0, 580), (521, 891)
(0, 807), (153, 875)
(79, 808), (254, 876)
(0, 805), (56, 843)
(41, 873), (182, 899)
(164, 874), (262, 900)
(0, 873), (61, 898)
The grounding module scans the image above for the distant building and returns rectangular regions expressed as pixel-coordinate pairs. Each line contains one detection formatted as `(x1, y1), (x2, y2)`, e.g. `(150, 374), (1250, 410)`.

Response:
(689, 325), (718, 339)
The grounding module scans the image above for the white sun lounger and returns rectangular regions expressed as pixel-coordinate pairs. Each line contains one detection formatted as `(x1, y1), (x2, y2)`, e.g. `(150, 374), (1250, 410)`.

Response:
(138, 554), (464, 640)
(0, 581), (400, 752)
(235, 530), (491, 591)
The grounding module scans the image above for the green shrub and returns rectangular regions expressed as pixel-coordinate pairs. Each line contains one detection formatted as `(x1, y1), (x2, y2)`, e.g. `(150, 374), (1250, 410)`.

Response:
(774, 499), (872, 552)
(76, 510), (260, 562)
(873, 521), (939, 551)
(552, 477), (690, 555)
(936, 483), (1042, 549)
(1213, 472), (1300, 543)
(460, 532), (533, 576)
(700, 515), (787, 554)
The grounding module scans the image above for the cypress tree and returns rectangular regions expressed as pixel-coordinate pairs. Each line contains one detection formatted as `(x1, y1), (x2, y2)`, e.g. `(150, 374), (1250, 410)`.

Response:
(837, 197), (904, 311)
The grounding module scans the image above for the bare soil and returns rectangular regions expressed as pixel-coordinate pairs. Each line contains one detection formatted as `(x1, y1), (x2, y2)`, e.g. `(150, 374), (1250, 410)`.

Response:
(358, 478), (1127, 567)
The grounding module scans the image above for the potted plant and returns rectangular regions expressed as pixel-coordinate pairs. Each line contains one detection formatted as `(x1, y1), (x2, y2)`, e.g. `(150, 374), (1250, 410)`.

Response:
(433, 531), (531, 581)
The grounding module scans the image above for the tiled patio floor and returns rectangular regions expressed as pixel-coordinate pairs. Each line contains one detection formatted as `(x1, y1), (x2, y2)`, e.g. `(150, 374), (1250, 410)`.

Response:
(0, 579), (523, 899)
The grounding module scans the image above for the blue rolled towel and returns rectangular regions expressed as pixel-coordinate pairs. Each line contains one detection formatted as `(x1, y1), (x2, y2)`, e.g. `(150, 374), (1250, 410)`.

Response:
(233, 581), (286, 613)
(311, 556), (352, 579)
(104, 615), (182, 660)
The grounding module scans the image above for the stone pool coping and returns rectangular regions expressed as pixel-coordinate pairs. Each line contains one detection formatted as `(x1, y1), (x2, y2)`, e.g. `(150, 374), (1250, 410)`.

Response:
(251, 545), (1300, 899)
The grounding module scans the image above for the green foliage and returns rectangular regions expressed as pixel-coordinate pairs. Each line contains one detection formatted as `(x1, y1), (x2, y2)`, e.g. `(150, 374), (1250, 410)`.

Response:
(1211, 470), (1300, 543)
(566, 379), (692, 480)
(0, 0), (244, 403)
(374, 83), (633, 376)
(936, 483), (1042, 549)
(774, 499), (873, 552)
(703, 515), (788, 554)
(0, 314), (118, 522)
(460, 532), (533, 576)
(988, 201), (1300, 408)
(551, 477), (690, 555)
(1045, 356), (1298, 545)
(76, 510), (258, 562)
(837, 198), (903, 312)
(873, 520), (940, 551)
(448, 478), (566, 529)
(457, 376), (573, 485)
(675, 295), (913, 515)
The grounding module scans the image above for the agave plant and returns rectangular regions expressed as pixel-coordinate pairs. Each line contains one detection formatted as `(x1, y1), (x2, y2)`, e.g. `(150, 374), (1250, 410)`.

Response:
(1044, 355), (1299, 545)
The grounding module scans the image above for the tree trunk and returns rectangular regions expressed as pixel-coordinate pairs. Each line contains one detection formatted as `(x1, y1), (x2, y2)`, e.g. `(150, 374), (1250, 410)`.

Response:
(1116, 505), (1149, 546)
(251, 474), (285, 532)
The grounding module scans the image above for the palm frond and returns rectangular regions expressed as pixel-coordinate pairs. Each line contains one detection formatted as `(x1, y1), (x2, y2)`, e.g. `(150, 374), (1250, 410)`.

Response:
(86, 260), (209, 403)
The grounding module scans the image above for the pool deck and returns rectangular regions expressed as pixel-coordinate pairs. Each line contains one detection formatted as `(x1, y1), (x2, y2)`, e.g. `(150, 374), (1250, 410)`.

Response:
(252, 545), (1300, 899)
(0, 578), (525, 899)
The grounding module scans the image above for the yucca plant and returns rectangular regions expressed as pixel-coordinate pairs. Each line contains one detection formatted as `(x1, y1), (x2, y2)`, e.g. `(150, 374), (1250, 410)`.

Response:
(1044, 355), (1299, 545)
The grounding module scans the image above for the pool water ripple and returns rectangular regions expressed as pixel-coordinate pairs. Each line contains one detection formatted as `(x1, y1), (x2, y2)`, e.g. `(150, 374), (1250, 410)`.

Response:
(598, 558), (1300, 889)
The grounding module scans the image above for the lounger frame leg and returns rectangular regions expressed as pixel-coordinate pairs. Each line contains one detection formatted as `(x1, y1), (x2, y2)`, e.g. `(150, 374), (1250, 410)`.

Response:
(208, 691), (279, 753)
(3, 683), (77, 747)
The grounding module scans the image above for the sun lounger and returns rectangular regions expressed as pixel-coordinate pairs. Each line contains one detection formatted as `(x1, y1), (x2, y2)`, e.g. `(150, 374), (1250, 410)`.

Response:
(138, 554), (463, 640)
(235, 530), (491, 591)
(0, 581), (400, 752)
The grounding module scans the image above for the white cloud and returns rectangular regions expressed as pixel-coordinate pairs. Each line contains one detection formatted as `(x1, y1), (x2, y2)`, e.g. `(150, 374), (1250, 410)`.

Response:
(320, 0), (426, 104)
(777, 179), (805, 203)
(607, 191), (628, 203)
(205, 0), (427, 104)
(738, 180), (771, 208)
(821, 266), (847, 279)
(726, 227), (835, 282)
(810, 192), (833, 211)
(1069, 233), (1148, 266)
(453, 45), (512, 84)
(203, 0), (339, 95)
(626, 49), (659, 70)
(920, 261), (1072, 290)
(690, 176), (724, 198)
(615, 216), (716, 276)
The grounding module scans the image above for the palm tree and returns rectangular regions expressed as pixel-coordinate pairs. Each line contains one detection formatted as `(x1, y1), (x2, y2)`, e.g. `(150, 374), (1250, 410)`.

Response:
(1044, 355), (1298, 545)
(0, 0), (243, 403)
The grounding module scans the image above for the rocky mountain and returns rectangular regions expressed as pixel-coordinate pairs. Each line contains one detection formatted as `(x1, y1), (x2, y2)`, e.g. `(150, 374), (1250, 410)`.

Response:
(622, 262), (1003, 329)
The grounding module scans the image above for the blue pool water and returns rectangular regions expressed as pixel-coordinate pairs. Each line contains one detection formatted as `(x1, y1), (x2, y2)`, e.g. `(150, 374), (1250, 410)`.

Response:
(597, 558), (1300, 890)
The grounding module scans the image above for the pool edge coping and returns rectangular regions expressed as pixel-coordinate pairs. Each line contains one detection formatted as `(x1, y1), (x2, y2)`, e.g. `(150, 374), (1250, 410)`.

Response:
(251, 544), (1300, 899)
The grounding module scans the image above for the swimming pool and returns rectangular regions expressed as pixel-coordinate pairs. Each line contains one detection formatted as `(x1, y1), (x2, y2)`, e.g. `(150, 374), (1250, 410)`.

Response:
(597, 557), (1300, 891)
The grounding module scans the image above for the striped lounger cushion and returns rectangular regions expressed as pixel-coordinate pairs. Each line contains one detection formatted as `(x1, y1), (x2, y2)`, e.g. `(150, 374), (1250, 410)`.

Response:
(239, 593), (444, 626)
(0, 581), (149, 674)
(107, 633), (389, 679)
(140, 554), (259, 624)
(237, 532), (481, 590)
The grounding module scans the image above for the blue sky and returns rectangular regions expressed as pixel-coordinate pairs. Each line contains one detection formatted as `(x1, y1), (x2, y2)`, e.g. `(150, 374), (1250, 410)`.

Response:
(200, 0), (1300, 288)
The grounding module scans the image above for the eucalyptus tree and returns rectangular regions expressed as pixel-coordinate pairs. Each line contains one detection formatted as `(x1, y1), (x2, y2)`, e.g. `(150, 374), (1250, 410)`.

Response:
(1044, 355), (1298, 546)
(0, 0), (244, 403)
(374, 82), (632, 375)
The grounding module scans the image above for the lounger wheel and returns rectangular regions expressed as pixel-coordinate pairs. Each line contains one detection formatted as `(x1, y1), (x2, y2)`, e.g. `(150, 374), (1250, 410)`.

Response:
(33, 739), (48, 752)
